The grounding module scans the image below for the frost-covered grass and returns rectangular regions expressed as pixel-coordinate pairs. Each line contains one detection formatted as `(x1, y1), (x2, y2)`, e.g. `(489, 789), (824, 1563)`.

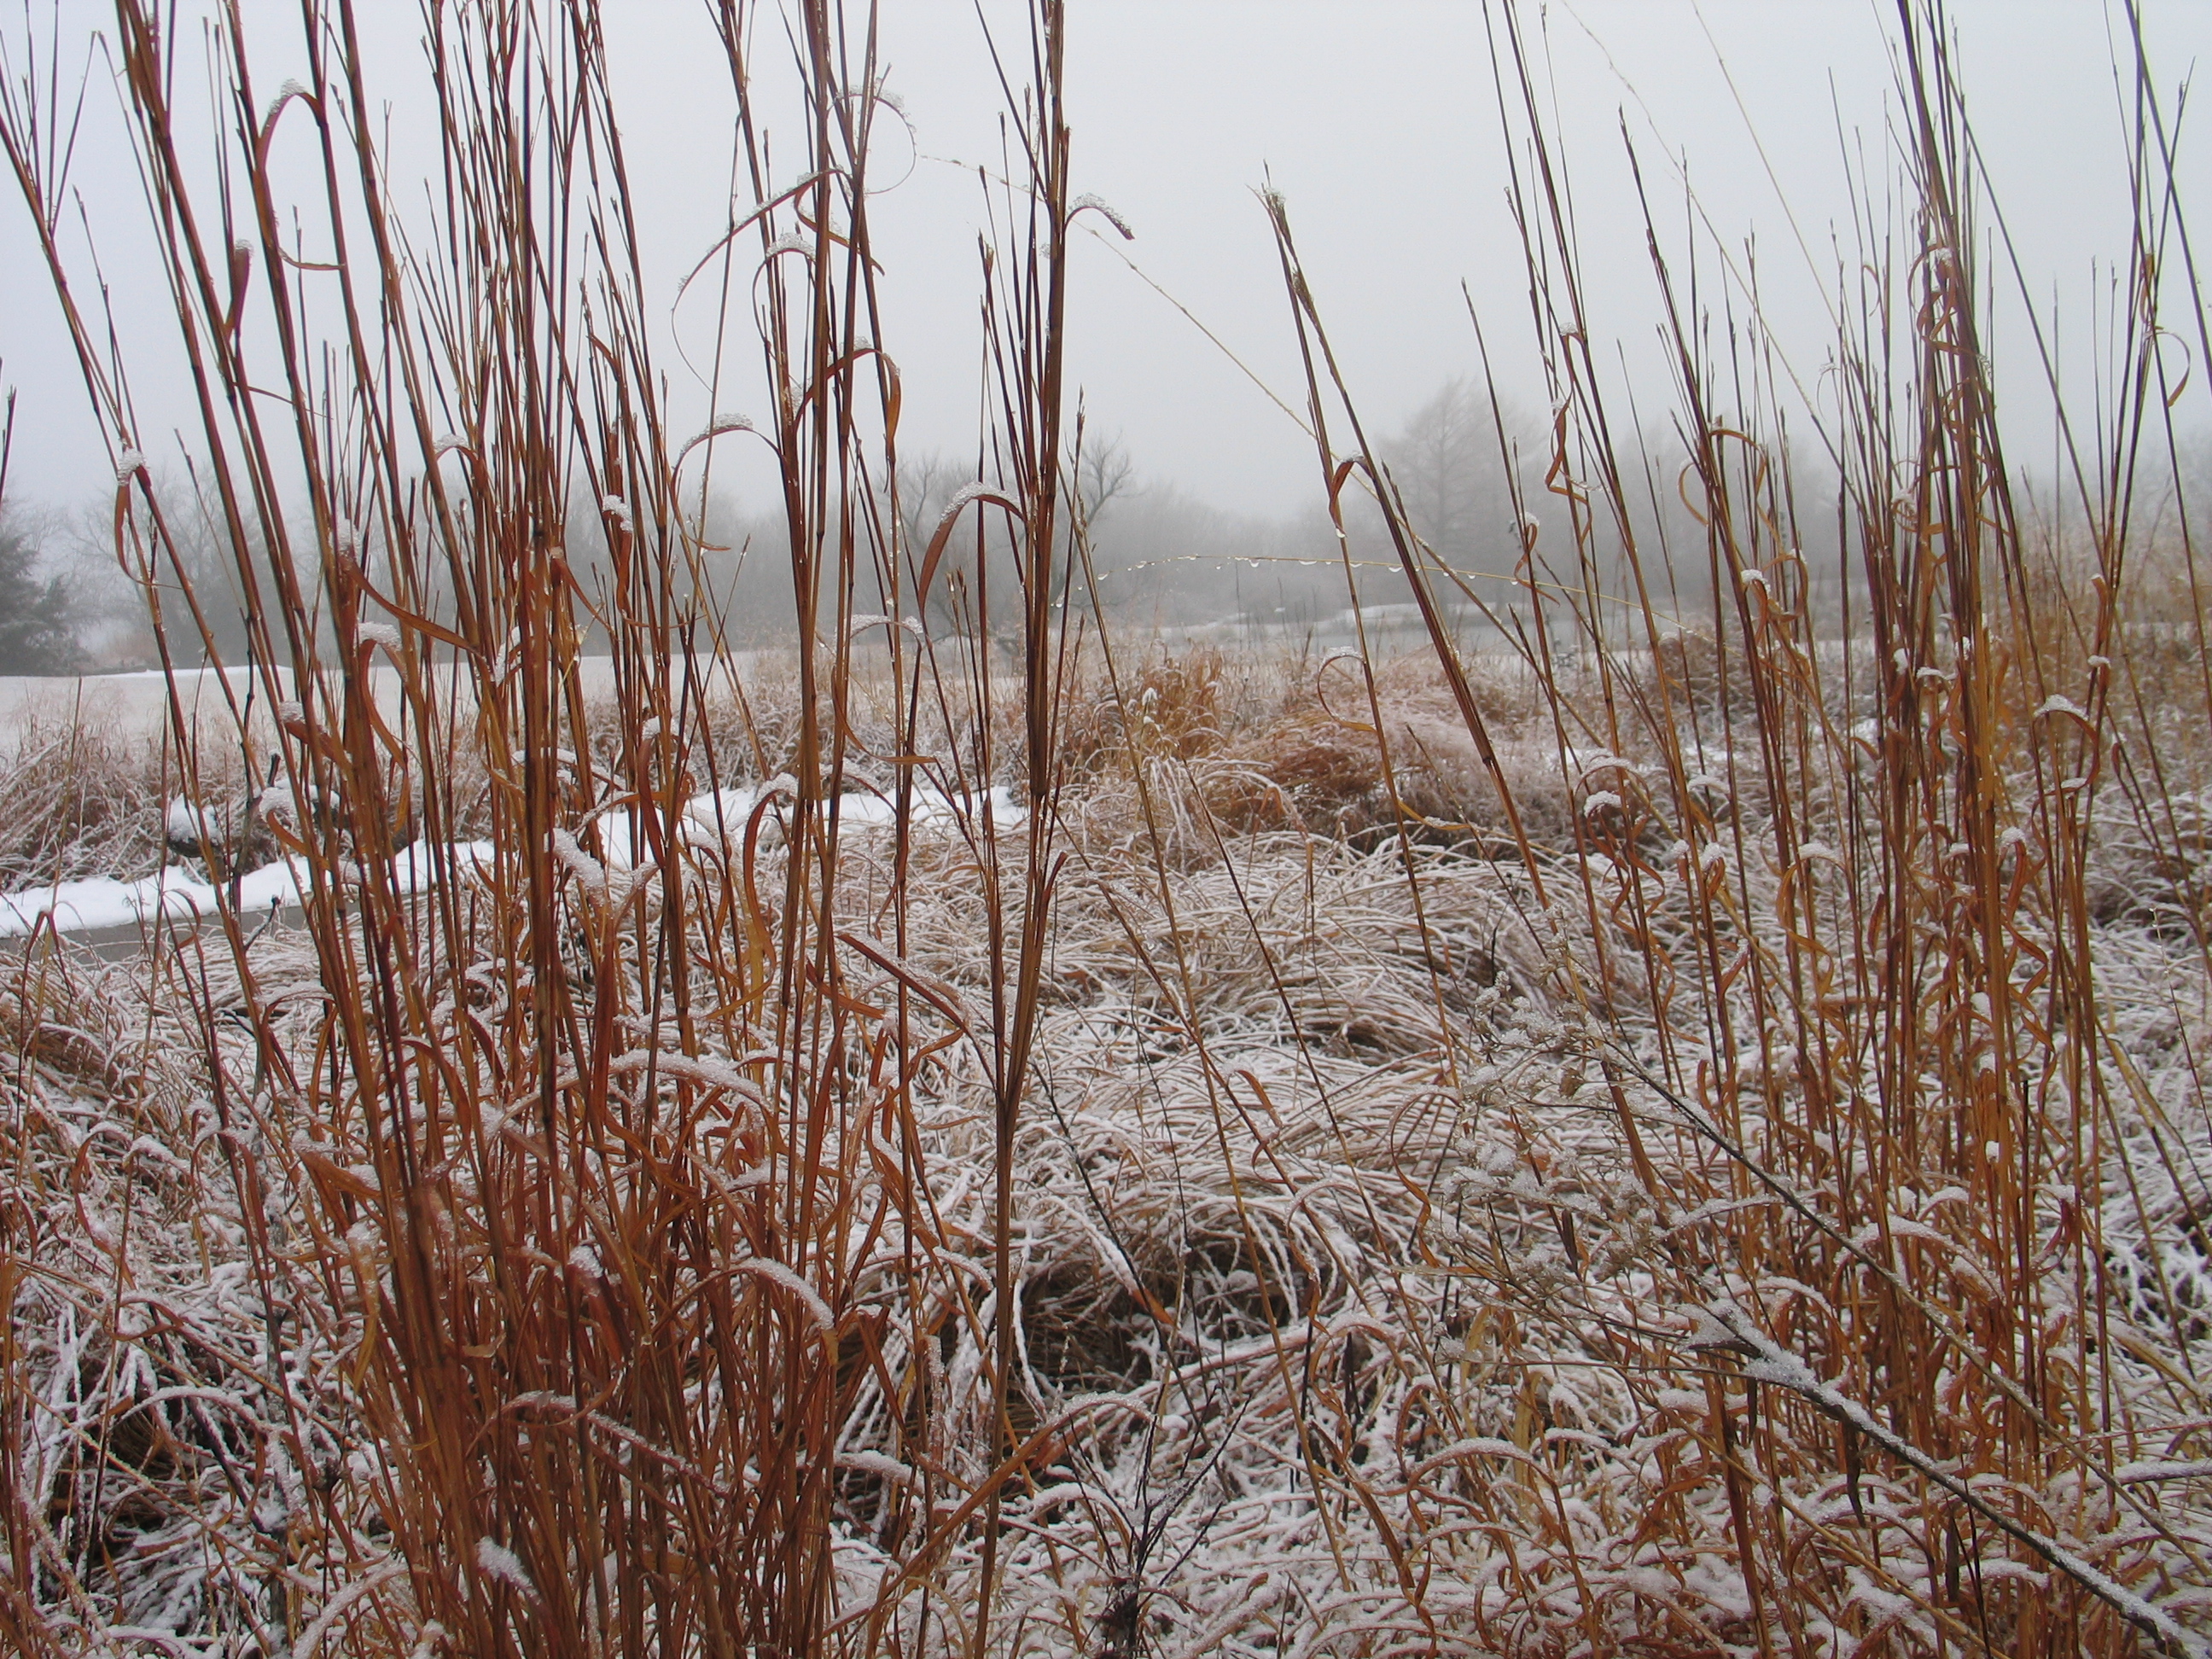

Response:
(6, 0), (2212, 1655)
(8, 646), (2212, 1655)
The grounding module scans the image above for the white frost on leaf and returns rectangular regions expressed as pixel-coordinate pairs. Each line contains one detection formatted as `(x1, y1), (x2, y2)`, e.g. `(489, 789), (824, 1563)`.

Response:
(1070, 192), (1135, 239)
(1680, 1306), (1758, 1355)
(932, 481), (1000, 541)
(474, 1538), (537, 1601)
(550, 827), (608, 896)
(733, 1256), (835, 1335)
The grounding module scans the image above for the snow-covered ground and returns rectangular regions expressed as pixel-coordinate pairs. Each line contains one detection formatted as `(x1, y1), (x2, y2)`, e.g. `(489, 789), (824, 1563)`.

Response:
(0, 779), (1024, 936)
(0, 664), (286, 747)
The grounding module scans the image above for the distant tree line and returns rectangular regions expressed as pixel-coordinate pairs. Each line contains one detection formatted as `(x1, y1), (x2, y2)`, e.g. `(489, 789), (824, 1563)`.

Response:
(15, 377), (2195, 675)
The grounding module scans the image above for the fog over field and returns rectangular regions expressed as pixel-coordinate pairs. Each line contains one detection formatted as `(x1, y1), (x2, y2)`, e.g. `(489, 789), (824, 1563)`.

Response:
(3, 1), (2206, 660)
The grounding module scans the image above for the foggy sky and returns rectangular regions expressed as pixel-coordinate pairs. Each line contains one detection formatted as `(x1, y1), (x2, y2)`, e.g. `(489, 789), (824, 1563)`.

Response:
(1, 0), (2204, 523)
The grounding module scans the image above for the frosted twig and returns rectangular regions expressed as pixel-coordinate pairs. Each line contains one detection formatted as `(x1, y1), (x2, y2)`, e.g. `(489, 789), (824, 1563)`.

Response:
(1700, 1302), (2209, 1657)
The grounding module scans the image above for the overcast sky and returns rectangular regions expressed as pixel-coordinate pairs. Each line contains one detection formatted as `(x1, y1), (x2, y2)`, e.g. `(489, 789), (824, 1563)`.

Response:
(2, 0), (2205, 521)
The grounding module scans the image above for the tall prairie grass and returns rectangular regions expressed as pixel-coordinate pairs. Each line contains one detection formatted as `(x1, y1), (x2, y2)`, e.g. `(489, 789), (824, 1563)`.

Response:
(3, 3), (2210, 1657)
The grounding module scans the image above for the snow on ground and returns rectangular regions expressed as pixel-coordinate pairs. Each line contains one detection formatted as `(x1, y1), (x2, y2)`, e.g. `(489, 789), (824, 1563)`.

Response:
(0, 665), (283, 746)
(1, 782), (1024, 936)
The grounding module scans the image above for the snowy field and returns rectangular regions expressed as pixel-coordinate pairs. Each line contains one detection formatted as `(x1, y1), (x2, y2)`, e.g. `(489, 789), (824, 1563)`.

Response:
(0, 655), (771, 749)
(0, 656), (1016, 938)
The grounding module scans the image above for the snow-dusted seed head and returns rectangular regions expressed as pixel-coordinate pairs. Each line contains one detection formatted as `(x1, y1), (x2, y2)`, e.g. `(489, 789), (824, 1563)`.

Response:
(265, 79), (311, 127)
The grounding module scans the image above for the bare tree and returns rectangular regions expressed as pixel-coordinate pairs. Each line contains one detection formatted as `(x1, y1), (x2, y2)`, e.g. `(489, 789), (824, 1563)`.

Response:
(1384, 377), (1511, 572)
(1078, 432), (1138, 526)
(894, 451), (987, 637)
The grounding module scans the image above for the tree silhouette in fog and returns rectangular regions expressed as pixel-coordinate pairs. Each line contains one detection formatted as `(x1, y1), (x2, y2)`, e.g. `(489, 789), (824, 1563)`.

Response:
(0, 511), (80, 675)
(1386, 377), (1513, 574)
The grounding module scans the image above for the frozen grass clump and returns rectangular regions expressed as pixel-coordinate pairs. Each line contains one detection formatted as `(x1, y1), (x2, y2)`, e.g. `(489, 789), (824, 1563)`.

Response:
(0, 716), (175, 888)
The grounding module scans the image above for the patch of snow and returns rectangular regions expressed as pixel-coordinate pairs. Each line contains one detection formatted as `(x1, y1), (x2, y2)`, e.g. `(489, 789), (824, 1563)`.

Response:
(2, 836), (493, 937)
(550, 828), (608, 895)
(166, 795), (218, 850)
(1, 864), (292, 936)
(4, 783), (1023, 936)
